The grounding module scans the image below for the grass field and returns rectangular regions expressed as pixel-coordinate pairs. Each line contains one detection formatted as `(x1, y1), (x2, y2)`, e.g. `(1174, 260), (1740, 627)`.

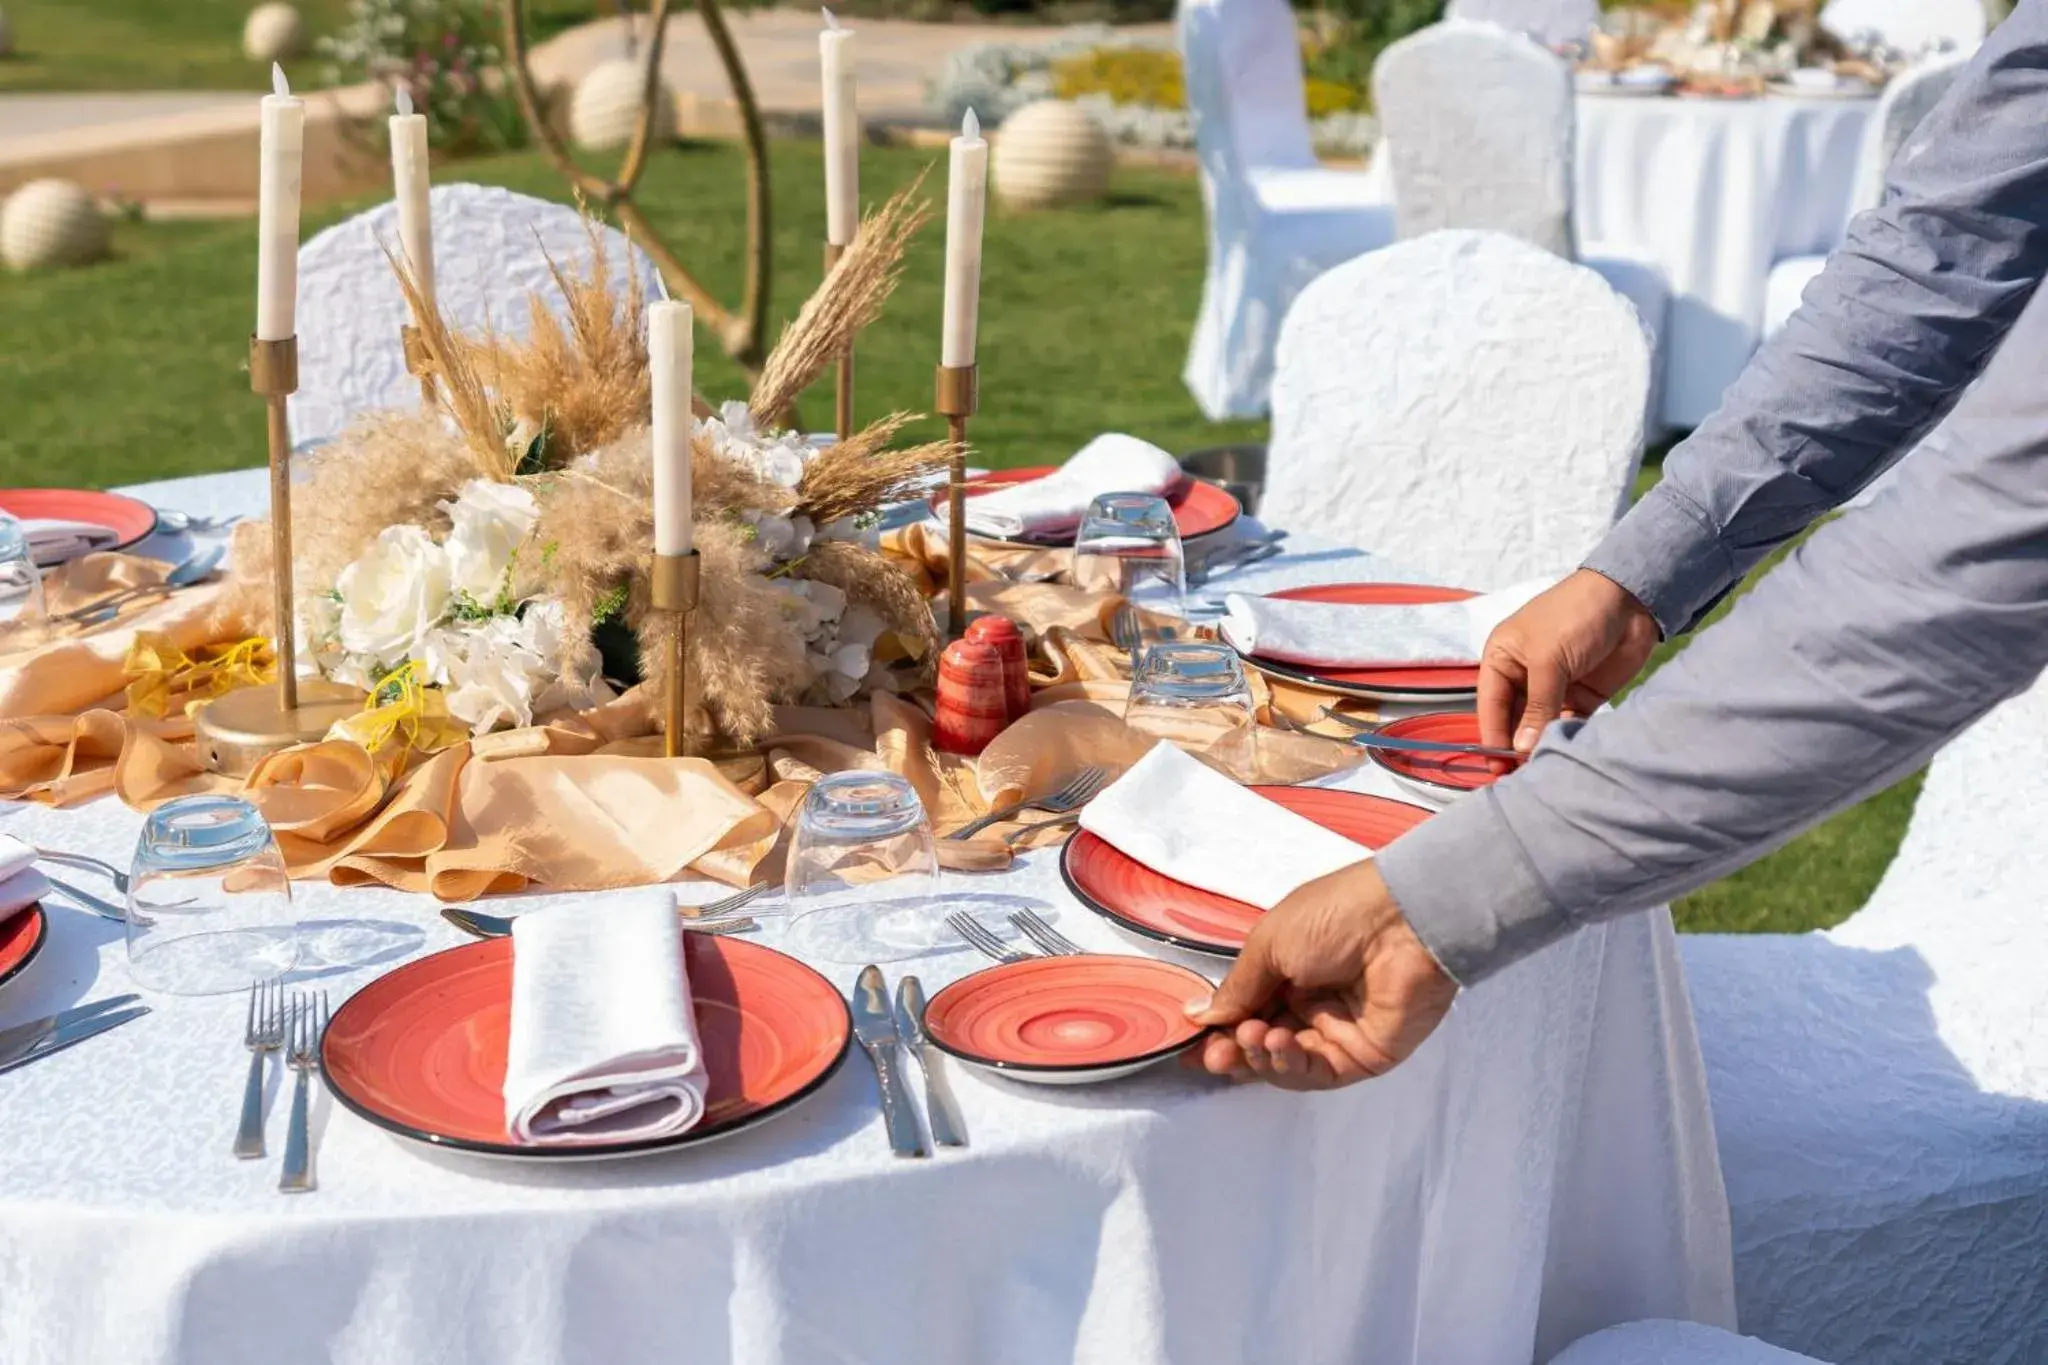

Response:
(0, 139), (1919, 933)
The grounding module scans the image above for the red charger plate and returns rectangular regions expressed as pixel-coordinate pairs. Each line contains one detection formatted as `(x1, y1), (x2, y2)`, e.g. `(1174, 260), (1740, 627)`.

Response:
(1061, 787), (1433, 957)
(1230, 582), (1485, 700)
(322, 934), (852, 1160)
(937, 466), (1242, 548)
(922, 955), (1210, 1075)
(1366, 711), (1522, 798)
(0, 907), (47, 994)
(0, 489), (159, 565)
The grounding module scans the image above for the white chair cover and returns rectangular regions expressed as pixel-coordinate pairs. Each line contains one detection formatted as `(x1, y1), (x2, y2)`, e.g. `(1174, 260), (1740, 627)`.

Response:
(1178, 0), (1395, 420)
(1551, 1320), (1828, 1364)
(1445, 0), (1601, 49)
(1820, 0), (1986, 55)
(1263, 230), (1649, 590)
(290, 183), (663, 450)
(1680, 671), (2048, 1362)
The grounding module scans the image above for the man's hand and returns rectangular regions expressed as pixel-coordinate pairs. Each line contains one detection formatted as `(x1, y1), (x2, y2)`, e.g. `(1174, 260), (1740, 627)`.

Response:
(1479, 569), (1660, 755)
(1185, 861), (1458, 1090)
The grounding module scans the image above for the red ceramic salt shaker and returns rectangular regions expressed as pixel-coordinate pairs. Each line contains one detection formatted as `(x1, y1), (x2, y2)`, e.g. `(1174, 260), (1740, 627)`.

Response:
(934, 638), (1010, 756)
(965, 615), (1031, 722)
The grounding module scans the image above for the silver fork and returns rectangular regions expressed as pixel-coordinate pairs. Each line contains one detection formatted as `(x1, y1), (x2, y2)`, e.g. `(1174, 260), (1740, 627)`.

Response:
(945, 912), (1033, 965)
(1009, 908), (1085, 956)
(949, 765), (1109, 841)
(234, 981), (286, 1159)
(1111, 604), (1145, 671)
(1003, 811), (1082, 846)
(279, 990), (328, 1194)
(34, 848), (135, 895)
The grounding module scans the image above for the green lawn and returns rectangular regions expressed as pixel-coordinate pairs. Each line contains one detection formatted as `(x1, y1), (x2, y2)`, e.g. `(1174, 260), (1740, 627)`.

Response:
(0, 139), (1915, 933)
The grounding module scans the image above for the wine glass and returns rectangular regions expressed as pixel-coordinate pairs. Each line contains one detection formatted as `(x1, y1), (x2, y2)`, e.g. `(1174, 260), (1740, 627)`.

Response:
(126, 795), (298, 995)
(1070, 493), (1186, 615)
(0, 515), (49, 648)
(783, 771), (945, 963)
(1124, 641), (1259, 781)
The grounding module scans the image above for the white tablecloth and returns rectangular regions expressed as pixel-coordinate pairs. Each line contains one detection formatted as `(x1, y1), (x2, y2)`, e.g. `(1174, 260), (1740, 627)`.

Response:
(0, 469), (1734, 1365)
(1575, 94), (1873, 428)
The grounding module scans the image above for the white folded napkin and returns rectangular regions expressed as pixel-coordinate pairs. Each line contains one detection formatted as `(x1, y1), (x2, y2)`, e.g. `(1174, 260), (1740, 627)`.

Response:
(1078, 742), (1372, 911)
(0, 870), (50, 925)
(964, 433), (1183, 541)
(0, 834), (37, 884)
(22, 519), (119, 564)
(502, 892), (708, 1146)
(1218, 578), (1554, 669)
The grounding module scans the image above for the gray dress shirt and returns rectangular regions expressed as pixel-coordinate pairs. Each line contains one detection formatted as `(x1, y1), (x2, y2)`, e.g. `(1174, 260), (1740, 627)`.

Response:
(1375, 3), (2048, 984)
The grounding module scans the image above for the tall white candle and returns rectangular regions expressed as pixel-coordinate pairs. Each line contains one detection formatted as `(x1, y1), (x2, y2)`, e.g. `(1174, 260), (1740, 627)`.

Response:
(256, 63), (305, 342)
(940, 107), (988, 368)
(819, 9), (859, 247)
(389, 85), (435, 307)
(649, 300), (695, 556)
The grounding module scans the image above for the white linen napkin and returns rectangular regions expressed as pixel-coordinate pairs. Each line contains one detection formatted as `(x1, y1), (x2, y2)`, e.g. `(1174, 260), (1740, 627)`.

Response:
(502, 892), (709, 1146)
(22, 519), (119, 564)
(963, 433), (1183, 541)
(1078, 742), (1372, 911)
(1218, 578), (1554, 669)
(0, 870), (50, 926)
(0, 835), (38, 884)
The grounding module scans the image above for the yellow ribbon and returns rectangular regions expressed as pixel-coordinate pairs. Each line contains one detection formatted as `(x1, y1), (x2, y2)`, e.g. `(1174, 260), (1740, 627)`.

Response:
(326, 659), (469, 775)
(122, 634), (276, 718)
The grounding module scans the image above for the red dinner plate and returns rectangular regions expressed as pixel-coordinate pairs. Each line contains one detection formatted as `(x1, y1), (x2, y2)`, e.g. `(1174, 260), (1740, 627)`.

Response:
(322, 934), (852, 1160)
(922, 955), (1210, 1075)
(937, 466), (1242, 547)
(0, 907), (47, 994)
(1366, 711), (1522, 799)
(1232, 582), (1484, 699)
(0, 489), (159, 565)
(1061, 786), (1433, 957)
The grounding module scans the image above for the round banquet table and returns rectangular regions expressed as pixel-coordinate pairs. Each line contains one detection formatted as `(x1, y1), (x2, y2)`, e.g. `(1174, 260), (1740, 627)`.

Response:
(1574, 92), (1874, 429)
(0, 469), (1735, 1365)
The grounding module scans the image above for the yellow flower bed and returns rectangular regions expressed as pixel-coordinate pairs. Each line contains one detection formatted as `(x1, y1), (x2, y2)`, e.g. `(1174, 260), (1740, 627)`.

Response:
(1050, 45), (1367, 117)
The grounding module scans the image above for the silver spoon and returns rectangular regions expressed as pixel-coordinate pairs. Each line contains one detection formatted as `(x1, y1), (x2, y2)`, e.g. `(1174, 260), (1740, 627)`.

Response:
(58, 544), (225, 627)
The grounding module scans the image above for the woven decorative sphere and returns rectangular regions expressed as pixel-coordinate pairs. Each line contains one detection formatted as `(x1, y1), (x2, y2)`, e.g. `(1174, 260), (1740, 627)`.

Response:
(1, 180), (110, 272)
(993, 100), (1114, 211)
(0, 8), (13, 60)
(242, 3), (305, 62)
(569, 59), (678, 152)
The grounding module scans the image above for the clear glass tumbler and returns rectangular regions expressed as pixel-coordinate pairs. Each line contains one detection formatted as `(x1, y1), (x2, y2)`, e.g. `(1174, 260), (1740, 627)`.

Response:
(126, 795), (298, 995)
(0, 515), (49, 648)
(784, 771), (944, 963)
(1070, 493), (1186, 615)
(1125, 641), (1260, 782)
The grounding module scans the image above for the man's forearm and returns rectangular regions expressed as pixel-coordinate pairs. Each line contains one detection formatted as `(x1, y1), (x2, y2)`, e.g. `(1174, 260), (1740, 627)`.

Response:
(1585, 6), (2048, 638)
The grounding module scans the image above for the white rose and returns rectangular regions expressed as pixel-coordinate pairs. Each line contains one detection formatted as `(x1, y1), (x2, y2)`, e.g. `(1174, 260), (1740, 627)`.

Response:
(442, 478), (540, 603)
(336, 524), (452, 667)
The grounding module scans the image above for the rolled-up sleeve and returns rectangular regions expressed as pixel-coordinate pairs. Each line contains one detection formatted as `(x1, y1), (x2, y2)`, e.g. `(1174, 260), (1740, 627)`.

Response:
(1582, 6), (2048, 638)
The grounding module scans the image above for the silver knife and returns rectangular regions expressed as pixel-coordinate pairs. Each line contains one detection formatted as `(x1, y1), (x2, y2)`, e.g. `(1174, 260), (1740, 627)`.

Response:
(1347, 732), (1523, 762)
(851, 965), (927, 1158)
(0, 994), (142, 1066)
(894, 976), (966, 1148)
(0, 1004), (150, 1076)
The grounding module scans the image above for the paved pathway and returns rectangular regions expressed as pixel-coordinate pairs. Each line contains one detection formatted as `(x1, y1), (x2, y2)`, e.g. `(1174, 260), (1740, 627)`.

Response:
(0, 91), (248, 145)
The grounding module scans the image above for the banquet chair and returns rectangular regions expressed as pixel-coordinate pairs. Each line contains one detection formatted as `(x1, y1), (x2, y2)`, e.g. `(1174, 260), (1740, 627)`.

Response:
(1371, 20), (1669, 420)
(1760, 54), (1971, 337)
(1818, 0), (1987, 56)
(1261, 229), (1650, 590)
(1678, 671), (2048, 1363)
(1550, 1320), (1828, 1364)
(1444, 0), (1601, 50)
(1177, 0), (1396, 421)
(290, 182), (665, 450)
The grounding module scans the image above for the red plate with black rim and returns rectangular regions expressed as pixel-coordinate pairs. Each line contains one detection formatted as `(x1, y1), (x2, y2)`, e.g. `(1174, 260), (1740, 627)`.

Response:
(0, 907), (47, 994)
(936, 466), (1242, 548)
(321, 933), (852, 1161)
(1061, 786), (1434, 958)
(922, 955), (1212, 1083)
(1230, 583), (1484, 701)
(0, 489), (160, 566)
(1366, 710), (1522, 803)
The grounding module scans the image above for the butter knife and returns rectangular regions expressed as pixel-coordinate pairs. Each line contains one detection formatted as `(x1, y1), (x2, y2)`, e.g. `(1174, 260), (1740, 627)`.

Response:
(851, 965), (927, 1158)
(894, 976), (966, 1148)
(0, 1002), (150, 1076)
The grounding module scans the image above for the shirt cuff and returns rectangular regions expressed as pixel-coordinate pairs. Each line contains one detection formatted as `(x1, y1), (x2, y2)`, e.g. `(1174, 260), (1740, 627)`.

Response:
(1373, 786), (1578, 986)
(1580, 483), (1738, 639)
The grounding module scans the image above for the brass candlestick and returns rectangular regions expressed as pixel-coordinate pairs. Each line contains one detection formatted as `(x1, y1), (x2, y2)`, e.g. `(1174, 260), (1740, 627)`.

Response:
(825, 241), (854, 441)
(191, 336), (362, 776)
(651, 549), (701, 758)
(400, 322), (437, 408)
(934, 362), (978, 638)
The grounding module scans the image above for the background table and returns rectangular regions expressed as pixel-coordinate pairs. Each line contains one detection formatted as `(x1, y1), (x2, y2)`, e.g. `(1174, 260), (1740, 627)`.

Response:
(1575, 93), (1873, 428)
(0, 469), (1734, 1365)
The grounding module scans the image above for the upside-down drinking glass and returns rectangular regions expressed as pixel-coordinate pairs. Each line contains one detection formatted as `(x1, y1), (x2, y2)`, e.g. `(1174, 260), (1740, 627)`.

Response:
(126, 795), (298, 995)
(1125, 641), (1259, 782)
(784, 771), (944, 963)
(1069, 493), (1186, 615)
(0, 515), (49, 648)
